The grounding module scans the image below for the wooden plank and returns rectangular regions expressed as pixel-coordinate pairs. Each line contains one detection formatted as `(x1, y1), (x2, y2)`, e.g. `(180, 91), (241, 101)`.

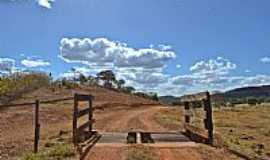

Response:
(78, 120), (95, 132)
(180, 92), (209, 102)
(74, 94), (93, 101)
(42, 97), (73, 104)
(184, 123), (208, 136)
(77, 108), (91, 118)
(0, 97), (73, 108)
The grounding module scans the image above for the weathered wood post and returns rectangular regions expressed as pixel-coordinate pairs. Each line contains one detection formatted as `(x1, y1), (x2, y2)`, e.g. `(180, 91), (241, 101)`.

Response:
(184, 102), (190, 123)
(34, 100), (40, 153)
(73, 94), (79, 146)
(203, 92), (213, 144)
(181, 91), (214, 145)
(89, 98), (93, 132)
(73, 93), (94, 147)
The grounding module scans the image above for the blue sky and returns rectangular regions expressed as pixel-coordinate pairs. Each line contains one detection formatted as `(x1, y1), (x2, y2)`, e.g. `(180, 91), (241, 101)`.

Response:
(1, 0), (270, 96)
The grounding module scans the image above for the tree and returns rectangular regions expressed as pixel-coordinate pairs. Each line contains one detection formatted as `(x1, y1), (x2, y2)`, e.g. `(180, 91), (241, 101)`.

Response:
(116, 79), (125, 89)
(123, 86), (135, 94)
(79, 73), (87, 84)
(96, 70), (116, 88)
(247, 98), (258, 106)
(151, 93), (159, 101)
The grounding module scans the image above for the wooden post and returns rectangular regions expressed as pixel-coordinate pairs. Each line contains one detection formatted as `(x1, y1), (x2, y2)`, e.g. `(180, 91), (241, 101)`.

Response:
(34, 100), (40, 153)
(73, 94), (78, 146)
(184, 102), (190, 123)
(89, 98), (93, 132)
(203, 92), (213, 144)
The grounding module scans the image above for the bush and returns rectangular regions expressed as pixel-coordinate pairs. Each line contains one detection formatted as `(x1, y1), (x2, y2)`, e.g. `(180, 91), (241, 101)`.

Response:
(247, 98), (258, 105)
(0, 72), (50, 104)
(22, 144), (75, 160)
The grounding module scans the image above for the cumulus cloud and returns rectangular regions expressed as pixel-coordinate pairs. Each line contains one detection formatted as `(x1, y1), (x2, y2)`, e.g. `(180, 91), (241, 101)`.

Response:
(240, 75), (270, 86)
(190, 57), (236, 76)
(172, 57), (237, 86)
(58, 37), (176, 93)
(59, 38), (176, 69)
(260, 57), (270, 63)
(37, 0), (54, 9)
(169, 57), (270, 94)
(21, 58), (50, 68)
(0, 58), (15, 73)
(119, 70), (168, 85)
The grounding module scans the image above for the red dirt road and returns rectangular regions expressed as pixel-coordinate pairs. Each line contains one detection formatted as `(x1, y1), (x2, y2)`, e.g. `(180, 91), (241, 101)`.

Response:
(85, 106), (239, 160)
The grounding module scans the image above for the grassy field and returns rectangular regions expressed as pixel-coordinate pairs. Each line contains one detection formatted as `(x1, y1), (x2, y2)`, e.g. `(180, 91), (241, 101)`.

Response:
(154, 104), (270, 159)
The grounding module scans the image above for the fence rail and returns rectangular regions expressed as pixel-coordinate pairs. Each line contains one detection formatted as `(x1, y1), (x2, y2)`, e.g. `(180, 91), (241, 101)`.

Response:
(0, 97), (74, 108)
(73, 93), (94, 147)
(180, 91), (214, 145)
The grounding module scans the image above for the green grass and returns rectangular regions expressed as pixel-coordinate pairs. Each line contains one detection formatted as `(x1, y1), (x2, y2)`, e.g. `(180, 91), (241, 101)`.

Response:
(127, 146), (158, 160)
(22, 143), (75, 160)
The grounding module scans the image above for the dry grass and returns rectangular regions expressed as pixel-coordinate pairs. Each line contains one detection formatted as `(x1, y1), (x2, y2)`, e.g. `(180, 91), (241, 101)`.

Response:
(127, 146), (158, 160)
(153, 107), (183, 131)
(154, 105), (270, 159)
(213, 105), (270, 159)
(22, 143), (76, 160)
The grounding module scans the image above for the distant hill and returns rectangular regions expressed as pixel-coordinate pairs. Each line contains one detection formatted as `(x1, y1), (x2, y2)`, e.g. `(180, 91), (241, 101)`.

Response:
(158, 95), (179, 105)
(212, 85), (270, 103)
(159, 85), (270, 105)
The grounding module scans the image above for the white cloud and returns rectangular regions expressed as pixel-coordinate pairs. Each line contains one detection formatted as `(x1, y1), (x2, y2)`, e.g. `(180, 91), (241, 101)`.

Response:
(176, 64), (181, 68)
(37, 0), (54, 9)
(21, 58), (50, 68)
(119, 70), (168, 85)
(260, 57), (270, 63)
(240, 75), (270, 87)
(0, 58), (15, 73)
(59, 38), (176, 69)
(190, 57), (236, 76)
(158, 44), (172, 51)
(59, 37), (176, 93)
(169, 57), (270, 94)
(171, 57), (237, 89)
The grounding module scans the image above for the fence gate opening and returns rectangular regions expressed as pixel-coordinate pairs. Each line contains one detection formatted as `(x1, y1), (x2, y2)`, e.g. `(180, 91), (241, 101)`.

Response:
(73, 93), (94, 147)
(180, 91), (213, 144)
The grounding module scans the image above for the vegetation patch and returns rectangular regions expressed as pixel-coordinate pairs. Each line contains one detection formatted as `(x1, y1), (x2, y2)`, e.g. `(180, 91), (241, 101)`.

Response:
(22, 143), (75, 160)
(0, 72), (50, 104)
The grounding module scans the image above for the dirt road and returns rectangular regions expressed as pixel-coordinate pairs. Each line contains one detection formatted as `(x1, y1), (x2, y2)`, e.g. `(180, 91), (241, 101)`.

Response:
(0, 102), (238, 160)
(85, 106), (238, 160)
(94, 105), (169, 132)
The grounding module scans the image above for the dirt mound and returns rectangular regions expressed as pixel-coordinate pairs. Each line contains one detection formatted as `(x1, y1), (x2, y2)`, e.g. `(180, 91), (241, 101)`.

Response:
(2, 85), (158, 108)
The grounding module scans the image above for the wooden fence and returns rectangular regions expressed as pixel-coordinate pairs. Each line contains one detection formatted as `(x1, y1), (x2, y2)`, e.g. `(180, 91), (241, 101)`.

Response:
(180, 91), (213, 144)
(0, 96), (74, 153)
(73, 93), (95, 147)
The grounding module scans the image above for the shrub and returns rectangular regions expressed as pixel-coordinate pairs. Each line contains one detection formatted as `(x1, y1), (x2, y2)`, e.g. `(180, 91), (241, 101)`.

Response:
(22, 144), (75, 160)
(0, 72), (50, 104)
(247, 98), (258, 105)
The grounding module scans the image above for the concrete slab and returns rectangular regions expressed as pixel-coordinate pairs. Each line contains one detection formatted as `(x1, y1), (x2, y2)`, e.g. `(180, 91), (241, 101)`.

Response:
(97, 132), (128, 143)
(147, 132), (191, 143)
